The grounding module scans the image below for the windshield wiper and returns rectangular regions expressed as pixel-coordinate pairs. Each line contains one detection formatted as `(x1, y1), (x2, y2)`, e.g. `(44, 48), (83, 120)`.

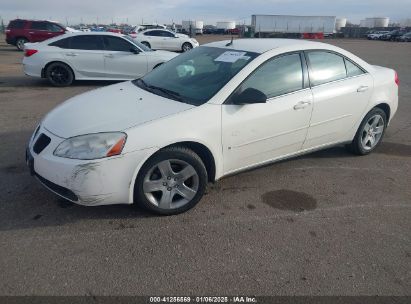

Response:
(134, 79), (184, 102)
(147, 85), (183, 102)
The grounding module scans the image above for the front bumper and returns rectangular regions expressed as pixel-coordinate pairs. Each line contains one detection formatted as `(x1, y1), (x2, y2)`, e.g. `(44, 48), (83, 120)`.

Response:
(27, 126), (155, 206)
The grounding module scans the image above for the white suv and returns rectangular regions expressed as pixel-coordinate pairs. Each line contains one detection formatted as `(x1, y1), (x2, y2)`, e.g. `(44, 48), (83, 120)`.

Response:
(135, 29), (199, 52)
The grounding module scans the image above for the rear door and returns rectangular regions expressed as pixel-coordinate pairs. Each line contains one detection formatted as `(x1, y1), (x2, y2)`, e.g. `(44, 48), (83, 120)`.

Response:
(28, 21), (51, 42)
(103, 36), (148, 79)
(158, 30), (179, 50)
(303, 51), (373, 149)
(143, 30), (162, 49)
(63, 35), (106, 78)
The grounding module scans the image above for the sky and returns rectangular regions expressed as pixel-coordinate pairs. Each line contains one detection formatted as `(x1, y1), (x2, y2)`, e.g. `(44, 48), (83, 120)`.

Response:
(1, 0), (410, 25)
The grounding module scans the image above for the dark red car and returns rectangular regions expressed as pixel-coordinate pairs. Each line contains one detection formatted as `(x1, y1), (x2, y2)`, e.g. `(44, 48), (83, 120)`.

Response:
(5, 19), (67, 51)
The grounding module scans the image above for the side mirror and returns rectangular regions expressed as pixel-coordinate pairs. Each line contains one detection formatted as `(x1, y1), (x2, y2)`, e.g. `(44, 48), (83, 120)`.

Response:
(130, 47), (140, 54)
(232, 88), (267, 105)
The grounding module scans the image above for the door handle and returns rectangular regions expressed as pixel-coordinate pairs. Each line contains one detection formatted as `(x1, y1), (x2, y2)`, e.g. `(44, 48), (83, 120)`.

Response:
(29, 32), (34, 34)
(104, 54), (114, 58)
(65, 53), (78, 57)
(357, 86), (369, 92)
(293, 101), (311, 110)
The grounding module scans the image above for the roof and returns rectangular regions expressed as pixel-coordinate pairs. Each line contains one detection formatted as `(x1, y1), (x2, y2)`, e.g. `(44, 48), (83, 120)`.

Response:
(61, 31), (125, 37)
(204, 38), (333, 54)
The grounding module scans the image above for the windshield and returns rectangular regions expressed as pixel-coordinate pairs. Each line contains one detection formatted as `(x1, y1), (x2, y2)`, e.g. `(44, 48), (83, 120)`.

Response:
(124, 36), (153, 52)
(134, 46), (259, 106)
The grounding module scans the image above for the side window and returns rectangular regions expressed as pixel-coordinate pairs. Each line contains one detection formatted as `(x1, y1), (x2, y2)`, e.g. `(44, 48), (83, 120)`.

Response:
(160, 31), (174, 37)
(30, 22), (49, 30)
(70, 35), (104, 50)
(345, 59), (364, 77)
(103, 36), (133, 52)
(307, 51), (347, 86)
(145, 30), (159, 36)
(235, 53), (304, 99)
(8, 20), (25, 29)
(49, 37), (71, 48)
(47, 23), (63, 32)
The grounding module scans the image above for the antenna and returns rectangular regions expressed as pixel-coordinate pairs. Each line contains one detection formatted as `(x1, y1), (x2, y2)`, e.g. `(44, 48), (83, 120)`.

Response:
(225, 35), (234, 46)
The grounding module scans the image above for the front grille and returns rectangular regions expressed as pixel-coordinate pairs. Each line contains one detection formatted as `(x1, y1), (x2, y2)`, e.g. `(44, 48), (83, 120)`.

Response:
(35, 173), (78, 202)
(33, 133), (51, 154)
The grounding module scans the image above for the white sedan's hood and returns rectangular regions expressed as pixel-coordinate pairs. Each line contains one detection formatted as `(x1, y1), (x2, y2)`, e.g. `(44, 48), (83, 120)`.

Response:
(42, 81), (195, 138)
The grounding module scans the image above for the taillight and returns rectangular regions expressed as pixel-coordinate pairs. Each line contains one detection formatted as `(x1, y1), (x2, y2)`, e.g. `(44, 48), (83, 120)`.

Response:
(395, 71), (399, 86)
(25, 49), (38, 57)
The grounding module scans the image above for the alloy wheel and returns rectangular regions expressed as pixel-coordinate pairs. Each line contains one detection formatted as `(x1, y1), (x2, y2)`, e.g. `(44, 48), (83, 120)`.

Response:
(143, 159), (199, 210)
(361, 114), (384, 151)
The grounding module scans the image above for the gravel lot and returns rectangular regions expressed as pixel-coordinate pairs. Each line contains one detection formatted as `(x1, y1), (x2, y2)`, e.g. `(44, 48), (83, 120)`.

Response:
(0, 34), (410, 296)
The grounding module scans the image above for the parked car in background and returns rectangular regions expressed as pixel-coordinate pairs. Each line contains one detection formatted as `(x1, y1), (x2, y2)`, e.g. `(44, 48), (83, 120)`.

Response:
(26, 39), (398, 215)
(366, 31), (389, 40)
(22, 32), (178, 86)
(128, 24), (168, 38)
(79, 27), (91, 32)
(227, 28), (240, 35)
(134, 29), (199, 52)
(5, 19), (71, 50)
(380, 29), (407, 41)
(396, 32), (411, 42)
(107, 28), (122, 34)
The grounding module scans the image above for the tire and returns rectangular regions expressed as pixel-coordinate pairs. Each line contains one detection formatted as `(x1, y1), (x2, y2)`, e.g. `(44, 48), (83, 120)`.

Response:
(16, 38), (28, 51)
(182, 42), (193, 52)
(45, 62), (74, 87)
(347, 108), (387, 155)
(134, 146), (208, 215)
(141, 41), (151, 49)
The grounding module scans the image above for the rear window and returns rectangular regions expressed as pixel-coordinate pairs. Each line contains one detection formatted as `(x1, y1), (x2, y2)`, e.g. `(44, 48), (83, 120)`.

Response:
(8, 20), (25, 29)
(307, 51), (347, 86)
(30, 21), (49, 30)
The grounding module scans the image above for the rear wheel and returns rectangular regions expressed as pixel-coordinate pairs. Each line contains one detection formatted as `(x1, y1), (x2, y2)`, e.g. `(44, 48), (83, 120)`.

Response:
(348, 108), (387, 155)
(45, 62), (74, 87)
(182, 42), (193, 52)
(134, 146), (207, 215)
(16, 38), (28, 51)
(141, 41), (151, 49)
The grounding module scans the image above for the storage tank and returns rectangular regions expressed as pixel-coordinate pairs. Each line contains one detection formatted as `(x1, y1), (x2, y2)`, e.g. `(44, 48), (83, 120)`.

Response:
(335, 18), (347, 31)
(182, 20), (204, 34)
(252, 15), (336, 34)
(216, 21), (236, 30)
(363, 17), (389, 28)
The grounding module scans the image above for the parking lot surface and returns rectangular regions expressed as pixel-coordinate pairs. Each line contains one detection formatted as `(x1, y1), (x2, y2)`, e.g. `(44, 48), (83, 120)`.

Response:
(0, 35), (410, 295)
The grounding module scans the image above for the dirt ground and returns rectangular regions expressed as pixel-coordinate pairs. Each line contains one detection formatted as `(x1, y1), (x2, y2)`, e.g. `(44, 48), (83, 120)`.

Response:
(0, 33), (410, 296)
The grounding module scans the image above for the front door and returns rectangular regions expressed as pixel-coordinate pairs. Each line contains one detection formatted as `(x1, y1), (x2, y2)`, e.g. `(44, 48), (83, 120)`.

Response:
(222, 53), (313, 173)
(103, 36), (148, 79)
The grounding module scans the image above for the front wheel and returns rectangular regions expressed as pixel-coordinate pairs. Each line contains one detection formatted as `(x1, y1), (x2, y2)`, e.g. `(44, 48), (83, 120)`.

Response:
(45, 62), (74, 87)
(134, 146), (207, 215)
(348, 108), (387, 155)
(182, 42), (193, 52)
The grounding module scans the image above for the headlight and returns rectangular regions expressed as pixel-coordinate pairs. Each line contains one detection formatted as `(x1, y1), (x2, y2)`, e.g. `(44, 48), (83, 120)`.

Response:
(191, 38), (198, 44)
(54, 132), (127, 160)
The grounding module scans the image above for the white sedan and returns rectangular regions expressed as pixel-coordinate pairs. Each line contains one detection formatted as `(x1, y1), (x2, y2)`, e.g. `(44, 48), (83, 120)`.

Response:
(134, 29), (199, 52)
(22, 32), (178, 86)
(26, 39), (398, 215)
